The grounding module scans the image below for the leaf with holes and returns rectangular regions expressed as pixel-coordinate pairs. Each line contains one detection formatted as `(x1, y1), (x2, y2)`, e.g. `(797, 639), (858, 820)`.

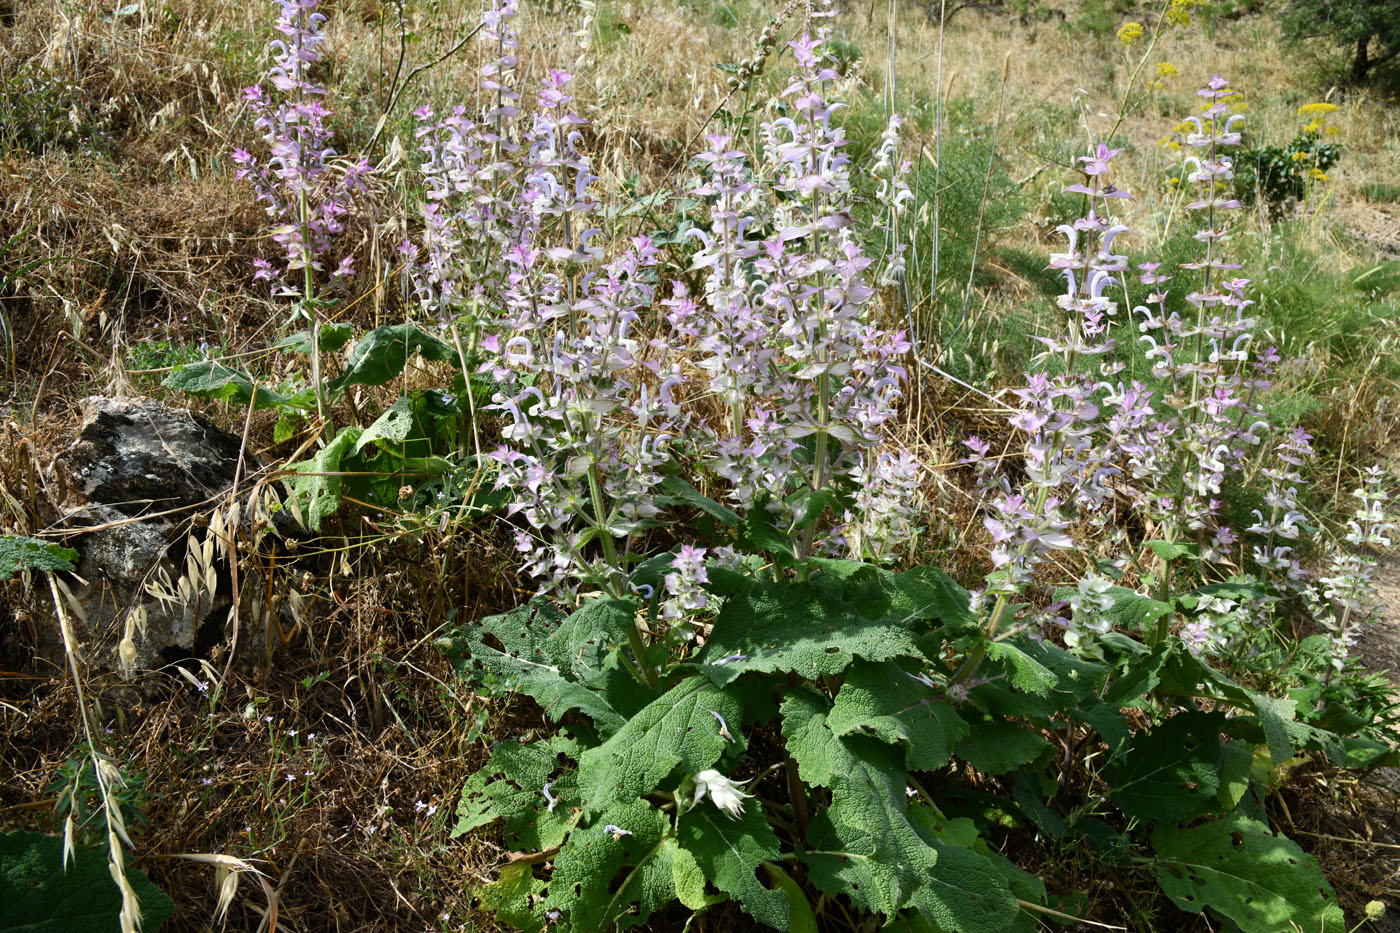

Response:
(1152, 813), (1346, 932)
(544, 800), (707, 930)
(453, 736), (580, 851)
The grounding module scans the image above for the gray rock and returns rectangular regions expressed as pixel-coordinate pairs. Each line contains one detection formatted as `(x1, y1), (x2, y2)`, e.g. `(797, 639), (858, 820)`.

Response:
(40, 396), (253, 673)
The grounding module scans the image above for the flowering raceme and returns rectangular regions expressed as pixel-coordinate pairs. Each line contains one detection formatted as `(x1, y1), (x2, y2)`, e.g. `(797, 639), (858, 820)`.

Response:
(233, 0), (372, 309)
(407, 12), (921, 602)
(684, 33), (920, 563)
(961, 75), (1387, 664)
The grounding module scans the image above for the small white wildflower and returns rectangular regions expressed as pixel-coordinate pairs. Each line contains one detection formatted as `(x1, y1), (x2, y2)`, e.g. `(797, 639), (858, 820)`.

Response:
(603, 824), (632, 840)
(694, 769), (753, 819)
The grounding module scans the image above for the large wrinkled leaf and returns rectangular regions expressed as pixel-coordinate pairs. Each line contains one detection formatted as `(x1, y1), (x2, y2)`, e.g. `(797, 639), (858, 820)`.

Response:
(677, 803), (787, 926)
(1104, 711), (1235, 823)
(453, 736), (579, 851)
(782, 690), (1017, 929)
(479, 863), (546, 933)
(545, 800), (698, 930)
(1153, 814), (1346, 932)
(326, 324), (457, 394)
(283, 425), (363, 530)
(162, 361), (293, 410)
(0, 536), (78, 580)
(954, 717), (1051, 775)
(1054, 584), (1172, 634)
(0, 831), (174, 932)
(577, 677), (741, 812)
(689, 563), (968, 686)
(827, 660), (968, 770)
(353, 396), (416, 454)
(445, 600), (643, 734)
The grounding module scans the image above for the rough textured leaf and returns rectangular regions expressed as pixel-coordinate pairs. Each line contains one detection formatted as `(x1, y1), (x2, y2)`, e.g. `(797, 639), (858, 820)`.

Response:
(578, 677), (740, 812)
(690, 567), (941, 686)
(657, 476), (740, 525)
(326, 323), (457, 394)
(453, 736), (579, 851)
(827, 660), (968, 770)
(162, 361), (292, 410)
(1153, 814), (1346, 933)
(545, 800), (687, 930)
(284, 425), (363, 530)
(783, 690), (1017, 928)
(677, 802), (787, 925)
(0, 537), (78, 580)
(985, 641), (1057, 697)
(353, 396), (416, 454)
(908, 836), (1021, 933)
(1104, 711), (1232, 822)
(0, 831), (174, 932)
(275, 322), (354, 354)
(479, 863), (546, 933)
(954, 718), (1051, 775)
(445, 600), (642, 734)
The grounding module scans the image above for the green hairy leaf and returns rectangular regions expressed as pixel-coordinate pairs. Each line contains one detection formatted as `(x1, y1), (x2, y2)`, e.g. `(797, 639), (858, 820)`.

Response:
(827, 660), (969, 771)
(656, 476), (740, 525)
(0, 536), (78, 580)
(453, 736), (580, 851)
(577, 677), (740, 812)
(0, 831), (174, 932)
(690, 563), (969, 686)
(326, 323), (457, 395)
(283, 425), (363, 530)
(676, 804), (787, 926)
(1152, 814), (1346, 932)
(783, 689), (1018, 929)
(162, 361), (293, 410)
(1104, 711), (1237, 822)
(445, 599), (644, 734)
(545, 799), (698, 930)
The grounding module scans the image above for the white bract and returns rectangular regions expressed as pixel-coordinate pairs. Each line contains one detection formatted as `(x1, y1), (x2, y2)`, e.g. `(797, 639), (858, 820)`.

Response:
(693, 769), (753, 819)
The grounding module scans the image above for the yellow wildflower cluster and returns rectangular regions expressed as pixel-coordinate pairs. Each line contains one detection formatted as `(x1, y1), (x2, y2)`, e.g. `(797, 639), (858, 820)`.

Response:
(1166, 0), (1200, 27)
(1117, 21), (1145, 44)
(1308, 168), (1327, 182)
(1150, 60), (1178, 89)
(1299, 101), (1340, 137)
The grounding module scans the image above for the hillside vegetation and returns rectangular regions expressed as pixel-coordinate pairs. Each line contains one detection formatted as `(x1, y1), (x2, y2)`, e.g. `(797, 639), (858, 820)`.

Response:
(1, 0), (1399, 930)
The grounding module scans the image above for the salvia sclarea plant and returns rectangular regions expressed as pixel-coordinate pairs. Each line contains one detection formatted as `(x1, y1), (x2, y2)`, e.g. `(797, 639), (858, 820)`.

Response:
(439, 7), (1396, 929)
(404, 0), (923, 614)
(156, 0), (1397, 929)
(961, 73), (1397, 677)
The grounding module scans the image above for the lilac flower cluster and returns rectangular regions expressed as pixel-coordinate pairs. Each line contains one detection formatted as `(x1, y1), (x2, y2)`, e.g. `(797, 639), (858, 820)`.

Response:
(233, 0), (372, 309)
(405, 9), (920, 603)
(1305, 467), (1396, 670)
(960, 75), (1372, 660)
(684, 34), (917, 562)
